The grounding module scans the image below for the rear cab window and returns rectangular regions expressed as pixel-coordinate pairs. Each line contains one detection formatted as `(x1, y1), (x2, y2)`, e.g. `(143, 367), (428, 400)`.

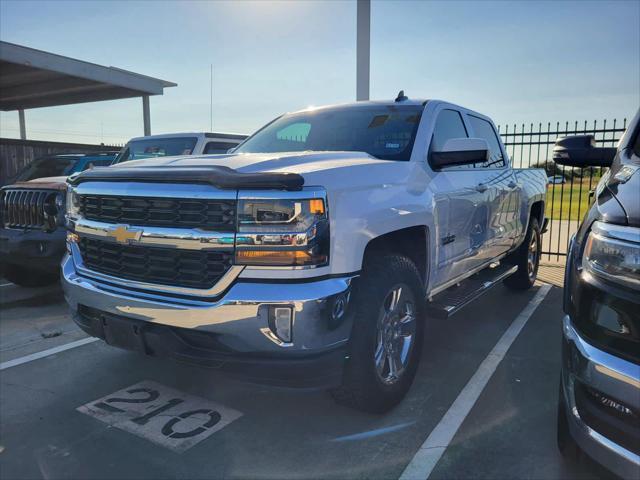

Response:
(115, 137), (198, 163)
(203, 141), (241, 154)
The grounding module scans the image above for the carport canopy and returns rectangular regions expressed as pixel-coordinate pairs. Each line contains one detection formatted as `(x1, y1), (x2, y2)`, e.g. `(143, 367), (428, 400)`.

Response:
(0, 41), (177, 138)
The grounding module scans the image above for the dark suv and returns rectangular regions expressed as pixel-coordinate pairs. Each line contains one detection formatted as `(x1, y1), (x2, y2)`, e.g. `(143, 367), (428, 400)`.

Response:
(0, 152), (117, 286)
(554, 110), (639, 478)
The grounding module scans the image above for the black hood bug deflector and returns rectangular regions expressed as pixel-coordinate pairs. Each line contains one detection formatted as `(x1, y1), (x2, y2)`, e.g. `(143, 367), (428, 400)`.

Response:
(68, 165), (305, 191)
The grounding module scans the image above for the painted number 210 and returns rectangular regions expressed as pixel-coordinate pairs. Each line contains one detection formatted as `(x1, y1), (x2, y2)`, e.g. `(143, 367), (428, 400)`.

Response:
(96, 387), (222, 439)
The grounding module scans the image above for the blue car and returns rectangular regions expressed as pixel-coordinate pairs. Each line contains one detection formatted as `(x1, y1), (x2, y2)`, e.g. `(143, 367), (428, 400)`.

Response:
(12, 152), (119, 183)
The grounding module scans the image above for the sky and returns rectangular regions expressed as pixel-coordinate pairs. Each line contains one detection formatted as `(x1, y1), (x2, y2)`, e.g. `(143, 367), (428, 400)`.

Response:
(0, 0), (638, 145)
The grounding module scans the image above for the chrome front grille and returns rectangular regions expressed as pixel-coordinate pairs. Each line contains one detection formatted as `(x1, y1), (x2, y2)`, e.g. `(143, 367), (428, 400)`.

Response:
(78, 237), (233, 290)
(1, 188), (57, 230)
(78, 194), (236, 231)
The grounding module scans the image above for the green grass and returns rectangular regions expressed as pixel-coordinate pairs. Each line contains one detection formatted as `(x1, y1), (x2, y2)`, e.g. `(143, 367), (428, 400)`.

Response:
(545, 181), (597, 221)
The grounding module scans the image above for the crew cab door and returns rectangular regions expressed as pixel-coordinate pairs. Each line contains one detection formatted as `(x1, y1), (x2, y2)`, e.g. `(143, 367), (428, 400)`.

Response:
(464, 114), (522, 257)
(427, 108), (492, 285)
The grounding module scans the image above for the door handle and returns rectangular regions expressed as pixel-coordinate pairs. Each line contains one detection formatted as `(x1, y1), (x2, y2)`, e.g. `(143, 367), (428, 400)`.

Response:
(507, 181), (518, 189)
(475, 183), (488, 193)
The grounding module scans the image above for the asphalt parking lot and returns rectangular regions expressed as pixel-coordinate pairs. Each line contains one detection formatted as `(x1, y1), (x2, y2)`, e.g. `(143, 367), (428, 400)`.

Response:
(0, 278), (612, 480)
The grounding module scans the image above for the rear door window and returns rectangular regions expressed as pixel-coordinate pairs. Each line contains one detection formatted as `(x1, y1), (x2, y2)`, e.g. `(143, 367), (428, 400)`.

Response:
(467, 115), (506, 168)
(429, 109), (468, 153)
(429, 109), (469, 170)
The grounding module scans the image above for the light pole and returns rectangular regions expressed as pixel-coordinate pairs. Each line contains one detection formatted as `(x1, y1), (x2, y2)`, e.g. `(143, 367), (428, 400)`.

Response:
(356, 0), (370, 101)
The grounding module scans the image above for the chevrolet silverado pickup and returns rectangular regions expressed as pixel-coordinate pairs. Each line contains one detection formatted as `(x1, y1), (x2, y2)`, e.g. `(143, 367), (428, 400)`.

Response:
(62, 96), (547, 412)
(0, 132), (246, 287)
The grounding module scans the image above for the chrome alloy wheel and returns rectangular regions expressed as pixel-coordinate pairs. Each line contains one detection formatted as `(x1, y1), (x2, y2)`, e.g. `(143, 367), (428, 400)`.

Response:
(374, 284), (417, 385)
(527, 231), (539, 280)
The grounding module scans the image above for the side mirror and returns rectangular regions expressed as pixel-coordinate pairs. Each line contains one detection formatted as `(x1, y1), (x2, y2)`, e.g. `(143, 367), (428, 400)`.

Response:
(553, 135), (616, 168)
(430, 138), (489, 170)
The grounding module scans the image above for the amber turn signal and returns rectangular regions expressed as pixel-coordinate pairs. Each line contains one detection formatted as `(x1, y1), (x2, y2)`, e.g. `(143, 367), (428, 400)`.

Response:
(67, 232), (80, 243)
(309, 199), (325, 215)
(236, 249), (325, 266)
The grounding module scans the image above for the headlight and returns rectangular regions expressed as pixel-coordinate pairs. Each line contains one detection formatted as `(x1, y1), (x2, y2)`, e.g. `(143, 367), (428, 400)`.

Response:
(235, 194), (329, 267)
(583, 222), (640, 289)
(66, 187), (80, 223)
(42, 192), (65, 231)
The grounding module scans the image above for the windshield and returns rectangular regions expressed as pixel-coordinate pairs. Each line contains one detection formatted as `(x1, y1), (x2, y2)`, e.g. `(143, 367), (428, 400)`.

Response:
(115, 137), (198, 163)
(15, 157), (78, 182)
(236, 105), (423, 161)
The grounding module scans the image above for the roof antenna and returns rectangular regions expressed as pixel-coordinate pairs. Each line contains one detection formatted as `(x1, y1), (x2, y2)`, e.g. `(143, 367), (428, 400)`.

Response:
(395, 90), (408, 102)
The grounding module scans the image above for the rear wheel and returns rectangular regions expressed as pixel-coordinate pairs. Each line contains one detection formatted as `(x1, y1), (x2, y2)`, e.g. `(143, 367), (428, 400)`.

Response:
(504, 217), (541, 291)
(2, 264), (58, 288)
(331, 254), (425, 413)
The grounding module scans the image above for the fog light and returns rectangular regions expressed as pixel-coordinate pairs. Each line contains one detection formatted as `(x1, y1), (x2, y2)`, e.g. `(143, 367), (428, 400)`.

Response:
(327, 292), (350, 330)
(269, 306), (293, 343)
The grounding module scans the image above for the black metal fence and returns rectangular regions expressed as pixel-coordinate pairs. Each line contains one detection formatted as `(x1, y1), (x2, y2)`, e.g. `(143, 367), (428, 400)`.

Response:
(497, 119), (628, 260)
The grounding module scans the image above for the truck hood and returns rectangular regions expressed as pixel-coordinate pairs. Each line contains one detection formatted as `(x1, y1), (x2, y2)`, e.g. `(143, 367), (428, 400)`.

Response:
(27, 176), (68, 184)
(5, 176), (68, 191)
(112, 151), (390, 176)
(75, 151), (419, 197)
(107, 151), (410, 194)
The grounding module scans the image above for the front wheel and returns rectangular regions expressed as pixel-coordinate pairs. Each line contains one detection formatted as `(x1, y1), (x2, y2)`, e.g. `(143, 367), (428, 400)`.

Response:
(331, 254), (425, 413)
(504, 217), (541, 291)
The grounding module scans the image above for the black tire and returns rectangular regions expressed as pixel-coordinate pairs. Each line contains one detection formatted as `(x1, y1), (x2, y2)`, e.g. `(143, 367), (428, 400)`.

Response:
(331, 254), (425, 413)
(557, 380), (581, 460)
(504, 217), (541, 291)
(2, 264), (58, 288)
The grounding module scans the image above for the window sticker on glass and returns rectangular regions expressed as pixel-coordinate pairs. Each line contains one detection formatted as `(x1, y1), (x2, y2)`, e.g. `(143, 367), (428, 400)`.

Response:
(386, 142), (401, 149)
(368, 115), (389, 128)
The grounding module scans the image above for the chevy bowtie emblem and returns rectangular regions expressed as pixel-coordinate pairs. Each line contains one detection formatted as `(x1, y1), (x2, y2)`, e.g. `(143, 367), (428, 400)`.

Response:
(107, 225), (143, 244)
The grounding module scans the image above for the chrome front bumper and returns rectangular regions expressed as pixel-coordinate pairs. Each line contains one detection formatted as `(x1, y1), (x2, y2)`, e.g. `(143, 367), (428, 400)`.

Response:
(61, 253), (355, 356)
(561, 315), (640, 479)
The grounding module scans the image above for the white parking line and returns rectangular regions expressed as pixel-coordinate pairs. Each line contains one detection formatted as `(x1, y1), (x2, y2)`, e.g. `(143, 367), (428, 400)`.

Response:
(399, 284), (552, 480)
(0, 282), (14, 287)
(0, 337), (100, 370)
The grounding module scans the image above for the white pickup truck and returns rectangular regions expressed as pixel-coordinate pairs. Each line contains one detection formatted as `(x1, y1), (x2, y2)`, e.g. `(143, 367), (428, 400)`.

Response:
(114, 131), (248, 161)
(62, 95), (547, 412)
